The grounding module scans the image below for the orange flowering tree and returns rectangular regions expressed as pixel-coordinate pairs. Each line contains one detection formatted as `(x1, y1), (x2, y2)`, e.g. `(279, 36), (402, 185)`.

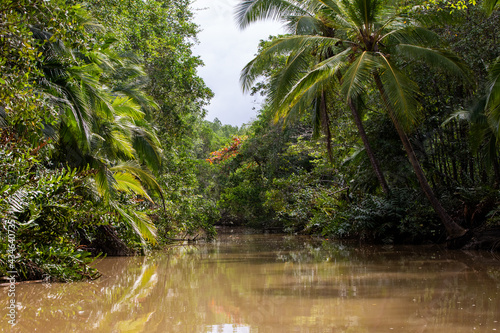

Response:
(206, 136), (246, 164)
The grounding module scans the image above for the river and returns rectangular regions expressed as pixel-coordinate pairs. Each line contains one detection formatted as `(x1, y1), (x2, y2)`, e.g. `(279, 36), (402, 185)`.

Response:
(3, 228), (500, 332)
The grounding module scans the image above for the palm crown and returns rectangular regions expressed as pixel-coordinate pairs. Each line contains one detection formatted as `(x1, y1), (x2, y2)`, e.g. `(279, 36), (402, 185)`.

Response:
(32, 20), (163, 245)
(239, 0), (469, 126)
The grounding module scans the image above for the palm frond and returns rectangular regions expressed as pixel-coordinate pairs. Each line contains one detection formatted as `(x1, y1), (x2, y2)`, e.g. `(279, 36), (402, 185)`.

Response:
(69, 4), (104, 34)
(235, 0), (309, 29)
(241, 35), (341, 91)
(486, 57), (500, 117)
(383, 26), (441, 47)
(464, 99), (491, 151)
(356, 0), (381, 26)
(92, 161), (116, 204)
(112, 82), (158, 115)
(131, 131), (162, 173)
(268, 48), (314, 109)
(376, 53), (420, 130)
(317, 0), (342, 11)
(110, 161), (164, 203)
(60, 80), (93, 151)
(274, 48), (349, 120)
(30, 26), (76, 62)
(278, 80), (323, 123)
(113, 204), (157, 245)
(112, 172), (153, 202)
(396, 44), (472, 82)
(285, 14), (323, 35)
(112, 96), (145, 121)
(443, 109), (473, 125)
(317, 0), (356, 31)
(341, 51), (378, 101)
(108, 130), (136, 160)
(7, 188), (29, 214)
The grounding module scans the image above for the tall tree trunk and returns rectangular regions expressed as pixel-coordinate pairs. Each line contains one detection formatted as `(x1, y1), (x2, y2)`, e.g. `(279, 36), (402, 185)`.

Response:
(347, 99), (390, 195)
(492, 151), (500, 187)
(373, 73), (467, 239)
(320, 91), (334, 164)
(470, 155), (475, 183)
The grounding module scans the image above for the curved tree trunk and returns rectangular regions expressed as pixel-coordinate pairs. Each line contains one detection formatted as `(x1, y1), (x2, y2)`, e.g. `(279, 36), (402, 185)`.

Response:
(373, 73), (467, 239)
(347, 99), (390, 195)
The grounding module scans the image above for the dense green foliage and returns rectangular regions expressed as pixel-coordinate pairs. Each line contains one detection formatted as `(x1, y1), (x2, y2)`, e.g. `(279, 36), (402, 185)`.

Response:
(1, 0), (500, 282)
(204, 0), (500, 246)
(0, 0), (219, 281)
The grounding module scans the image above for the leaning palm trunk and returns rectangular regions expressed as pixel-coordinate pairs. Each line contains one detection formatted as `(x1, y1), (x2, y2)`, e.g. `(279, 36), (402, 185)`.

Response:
(347, 99), (390, 195)
(319, 91), (335, 163)
(373, 73), (467, 239)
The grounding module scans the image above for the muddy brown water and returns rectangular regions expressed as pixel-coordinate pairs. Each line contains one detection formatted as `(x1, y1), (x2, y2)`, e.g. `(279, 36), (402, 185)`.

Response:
(2, 228), (500, 332)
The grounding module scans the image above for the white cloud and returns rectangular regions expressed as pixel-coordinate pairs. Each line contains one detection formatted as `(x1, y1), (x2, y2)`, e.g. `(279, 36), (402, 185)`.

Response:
(192, 0), (284, 126)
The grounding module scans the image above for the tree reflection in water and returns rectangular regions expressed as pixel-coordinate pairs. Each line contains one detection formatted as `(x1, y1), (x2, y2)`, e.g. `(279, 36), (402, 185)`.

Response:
(3, 231), (500, 332)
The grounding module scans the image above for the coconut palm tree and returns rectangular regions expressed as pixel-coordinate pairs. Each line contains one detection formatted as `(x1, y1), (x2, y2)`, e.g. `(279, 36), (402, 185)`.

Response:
(236, 0), (471, 239)
(237, 1), (390, 194)
(32, 25), (163, 245)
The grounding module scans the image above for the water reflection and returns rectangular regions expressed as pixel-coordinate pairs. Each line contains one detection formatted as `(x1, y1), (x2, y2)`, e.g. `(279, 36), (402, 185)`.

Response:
(207, 324), (250, 333)
(1, 229), (500, 332)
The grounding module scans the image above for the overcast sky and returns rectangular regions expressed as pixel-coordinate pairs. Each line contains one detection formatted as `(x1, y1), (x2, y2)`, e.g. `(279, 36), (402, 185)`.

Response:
(191, 0), (284, 126)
